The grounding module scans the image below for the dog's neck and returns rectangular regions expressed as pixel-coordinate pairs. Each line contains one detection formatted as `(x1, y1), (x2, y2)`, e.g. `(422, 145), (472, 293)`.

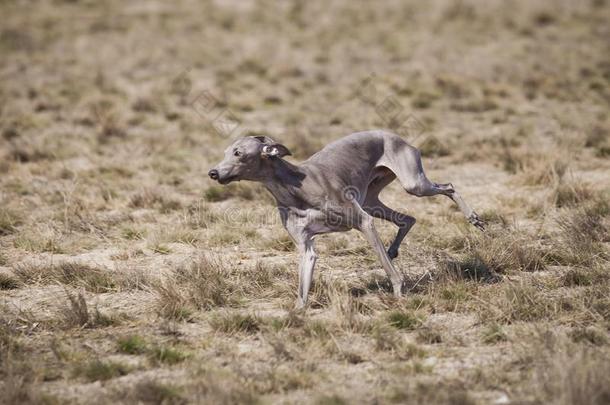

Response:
(261, 158), (307, 207)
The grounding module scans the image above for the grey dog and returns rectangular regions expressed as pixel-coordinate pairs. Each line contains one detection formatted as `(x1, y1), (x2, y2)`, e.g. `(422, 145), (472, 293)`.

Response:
(209, 130), (484, 308)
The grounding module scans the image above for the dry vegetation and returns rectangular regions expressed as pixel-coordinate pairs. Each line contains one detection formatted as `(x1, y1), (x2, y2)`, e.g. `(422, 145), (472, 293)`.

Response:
(1, 0), (609, 403)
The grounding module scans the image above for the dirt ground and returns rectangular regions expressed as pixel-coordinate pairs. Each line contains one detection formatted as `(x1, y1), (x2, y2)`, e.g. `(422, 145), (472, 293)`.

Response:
(1, 0), (609, 404)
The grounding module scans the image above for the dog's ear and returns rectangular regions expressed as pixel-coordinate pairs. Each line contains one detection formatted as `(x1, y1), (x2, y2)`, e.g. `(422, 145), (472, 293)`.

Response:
(253, 135), (274, 144)
(255, 136), (292, 158)
(261, 143), (291, 158)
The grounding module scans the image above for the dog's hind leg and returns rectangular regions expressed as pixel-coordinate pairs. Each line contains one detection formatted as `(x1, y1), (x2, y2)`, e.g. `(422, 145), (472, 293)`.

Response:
(363, 170), (416, 259)
(363, 196), (416, 259)
(387, 146), (485, 230)
(353, 201), (404, 298)
(432, 182), (485, 230)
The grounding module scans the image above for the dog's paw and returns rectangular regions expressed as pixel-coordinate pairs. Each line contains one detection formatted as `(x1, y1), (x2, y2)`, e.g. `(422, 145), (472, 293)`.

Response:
(469, 212), (486, 231)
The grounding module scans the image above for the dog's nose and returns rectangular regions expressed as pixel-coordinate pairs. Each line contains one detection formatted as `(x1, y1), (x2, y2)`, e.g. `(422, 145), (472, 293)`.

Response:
(208, 169), (219, 180)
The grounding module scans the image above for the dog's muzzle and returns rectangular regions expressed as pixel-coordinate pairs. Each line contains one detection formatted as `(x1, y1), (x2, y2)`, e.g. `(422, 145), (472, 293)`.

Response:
(208, 169), (219, 180)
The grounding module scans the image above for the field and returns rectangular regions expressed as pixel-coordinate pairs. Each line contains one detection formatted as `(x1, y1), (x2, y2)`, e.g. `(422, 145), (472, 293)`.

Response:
(1, 0), (609, 404)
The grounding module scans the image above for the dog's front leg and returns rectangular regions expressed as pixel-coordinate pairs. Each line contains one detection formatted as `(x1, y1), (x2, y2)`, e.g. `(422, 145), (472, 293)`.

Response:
(295, 236), (317, 309)
(281, 211), (318, 309)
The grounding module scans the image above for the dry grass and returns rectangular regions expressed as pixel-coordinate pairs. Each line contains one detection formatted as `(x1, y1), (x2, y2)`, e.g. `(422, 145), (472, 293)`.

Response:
(122, 380), (184, 405)
(0, 273), (20, 290)
(1, 0), (609, 402)
(515, 331), (610, 405)
(547, 200), (609, 266)
(149, 345), (189, 366)
(203, 183), (261, 202)
(460, 228), (546, 274)
(387, 381), (475, 405)
(12, 262), (150, 293)
(155, 256), (294, 319)
(185, 366), (260, 404)
(154, 255), (239, 319)
(477, 280), (609, 326)
(60, 291), (125, 329)
(427, 224), (547, 278)
(480, 323), (508, 344)
(117, 335), (147, 355)
(73, 359), (131, 382)
(0, 207), (23, 236)
(386, 310), (425, 331)
(209, 312), (263, 335)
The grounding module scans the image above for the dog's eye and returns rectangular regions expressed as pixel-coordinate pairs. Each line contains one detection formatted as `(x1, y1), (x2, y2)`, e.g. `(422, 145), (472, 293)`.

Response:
(233, 150), (241, 157)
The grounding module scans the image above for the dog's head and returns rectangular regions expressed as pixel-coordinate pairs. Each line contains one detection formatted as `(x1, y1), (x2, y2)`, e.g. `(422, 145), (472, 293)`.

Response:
(208, 136), (291, 184)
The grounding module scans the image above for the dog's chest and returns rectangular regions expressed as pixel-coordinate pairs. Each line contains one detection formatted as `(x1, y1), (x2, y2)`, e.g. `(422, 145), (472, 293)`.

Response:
(303, 205), (354, 235)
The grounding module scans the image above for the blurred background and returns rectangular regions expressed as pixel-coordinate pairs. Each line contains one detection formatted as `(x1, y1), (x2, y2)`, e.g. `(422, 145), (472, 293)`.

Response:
(2, 0), (608, 174)
(1, 1), (609, 403)
(2, 0), (608, 247)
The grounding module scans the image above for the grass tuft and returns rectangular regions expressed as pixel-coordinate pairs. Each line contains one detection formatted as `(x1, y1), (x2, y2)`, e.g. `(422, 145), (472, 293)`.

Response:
(117, 335), (148, 354)
(128, 380), (184, 404)
(149, 345), (189, 365)
(0, 273), (20, 290)
(210, 312), (262, 335)
(12, 262), (149, 293)
(0, 207), (22, 236)
(523, 332), (610, 404)
(154, 256), (290, 320)
(416, 326), (443, 344)
(387, 310), (424, 330)
(481, 323), (508, 344)
(60, 291), (124, 329)
(548, 200), (609, 266)
(569, 327), (608, 346)
(154, 255), (240, 320)
(61, 291), (90, 328)
(204, 183), (257, 202)
(74, 359), (130, 382)
(462, 228), (546, 274)
(552, 181), (595, 208)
